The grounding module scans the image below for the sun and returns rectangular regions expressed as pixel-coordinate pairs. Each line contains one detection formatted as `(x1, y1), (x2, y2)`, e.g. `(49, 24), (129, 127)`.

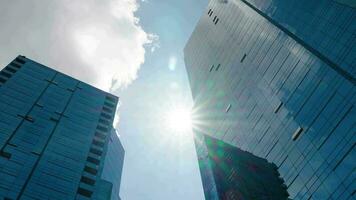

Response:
(166, 106), (192, 133)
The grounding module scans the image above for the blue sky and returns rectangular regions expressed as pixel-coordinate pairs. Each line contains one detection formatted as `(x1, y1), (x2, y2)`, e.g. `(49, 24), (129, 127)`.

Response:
(116, 0), (208, 199)
(0, 0), (208, 199)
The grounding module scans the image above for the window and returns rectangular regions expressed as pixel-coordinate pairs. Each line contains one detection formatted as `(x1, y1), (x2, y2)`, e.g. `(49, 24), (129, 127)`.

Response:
(101, 112), (112, 120)
(17, 115), (35, 122)
(77, 187), (93, 197)
(209, 65), (214, 72)
(92, 139), (105, 147)
(81, 176), (95, 186)
(208, 9), (212, 15)
(0, 77), (6, 83)
(4, 67), (16, 73)
(49, 117), (59, 122)
(215, 64), (221, 71)
(225, 104), (231, 113)
(87, 156), (100, 165)
(99, 118), (110, 125)
(0, 71), (12, 78)
(274, 101), (283, 113)
(102, 106), (112, 113)
(215, 18), (219, 25)
(97, 125), (109, 132)
(84, 166), (98, 175)
(213, 16), (217, 22)
(15, 57), (26, 64)
(25, 116), (35, 122)
(90, 148), (103, 156)
(105, 95), (116, 103)
(11, 62), (21, 68)
(209, 11), (213, 17)
(240, 54), (247, 63)
(0, 151), (11, 159)
(95, 132), (106, 140)
(104, 101), (114, 108)
(292, 127), (303, 141)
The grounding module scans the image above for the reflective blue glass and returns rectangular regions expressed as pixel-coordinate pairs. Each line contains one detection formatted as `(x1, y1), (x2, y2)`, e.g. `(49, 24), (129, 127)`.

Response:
(185, 0), (355, 199)
(0, 56), (124, 199)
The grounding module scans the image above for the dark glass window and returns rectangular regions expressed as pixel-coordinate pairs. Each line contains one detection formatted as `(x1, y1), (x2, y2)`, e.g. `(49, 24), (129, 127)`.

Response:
(0, 71), (12, 78)
(104, 101), (115, 108)
(15, 57), (26, 64)
(77, 187), (93, 197)
(84, 166), (98, 175)
(292, 127), (303, 141)
(101, 112), (112, 120)
(95, 132), (106, 140)
(17, 115), (35, 122)
(105, 95), (116, 103)
(0, 77), (6, 83)
(4, 67), (16, 73)
(97, 125), (109, 132)
(226, 104), (232, 113)
(92, 139), (105, 147)
(215, 64), (221, 71)
(50, 117), (59, 122)
(89, 148), (103, 156)
(99, 118), (110, 125)
(25, 115), (35, 122)
(0, 151), (11, 159)
(11, 62), (21, 68)
(102, 106), (113, 113)
(87, 156), (100, 165)
(274, 102), (283, 113)
(241, 54), (247, 63)
(80, 176), (95, 186)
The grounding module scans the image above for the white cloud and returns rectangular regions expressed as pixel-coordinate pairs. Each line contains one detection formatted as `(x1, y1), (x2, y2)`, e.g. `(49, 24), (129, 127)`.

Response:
(0, 0), (156, 91)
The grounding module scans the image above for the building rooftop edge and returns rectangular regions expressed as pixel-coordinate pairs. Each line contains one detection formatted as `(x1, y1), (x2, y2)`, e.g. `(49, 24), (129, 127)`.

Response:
(15, 55), (120, 100)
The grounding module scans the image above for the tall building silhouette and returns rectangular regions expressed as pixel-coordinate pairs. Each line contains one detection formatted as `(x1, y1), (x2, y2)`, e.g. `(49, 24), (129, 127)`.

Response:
(185, 0), (355, 199)
(0, 56), (124, 199)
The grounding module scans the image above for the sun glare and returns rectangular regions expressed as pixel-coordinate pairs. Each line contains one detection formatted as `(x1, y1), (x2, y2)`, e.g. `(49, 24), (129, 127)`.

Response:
(166, 106), (192, 133)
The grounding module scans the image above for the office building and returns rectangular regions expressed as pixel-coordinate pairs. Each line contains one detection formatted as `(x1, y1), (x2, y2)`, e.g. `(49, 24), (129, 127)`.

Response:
(185, 0), (355, 199)
(194, 133), (289, 200)
(102, 130), (125, 200)
(0, 56), (124, 199)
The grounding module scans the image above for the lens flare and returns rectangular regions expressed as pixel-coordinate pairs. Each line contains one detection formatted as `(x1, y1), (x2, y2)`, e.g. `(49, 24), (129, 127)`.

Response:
(166, 106), (192, 133)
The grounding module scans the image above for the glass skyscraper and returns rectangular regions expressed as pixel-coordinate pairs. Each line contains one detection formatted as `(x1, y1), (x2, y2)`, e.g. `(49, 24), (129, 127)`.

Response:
(185, 0), (355, 199)
(0, 56), (124, 199)
(102, 130), (125, 200)
(195, 133), (289, 200)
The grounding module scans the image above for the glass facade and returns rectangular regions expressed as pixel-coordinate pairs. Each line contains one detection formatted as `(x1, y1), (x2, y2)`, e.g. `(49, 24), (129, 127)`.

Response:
(102, 130), (125, 200)
(194, 133), (289, 200)
(185, 0), (355, 199)
(0, 56), (124, 199)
